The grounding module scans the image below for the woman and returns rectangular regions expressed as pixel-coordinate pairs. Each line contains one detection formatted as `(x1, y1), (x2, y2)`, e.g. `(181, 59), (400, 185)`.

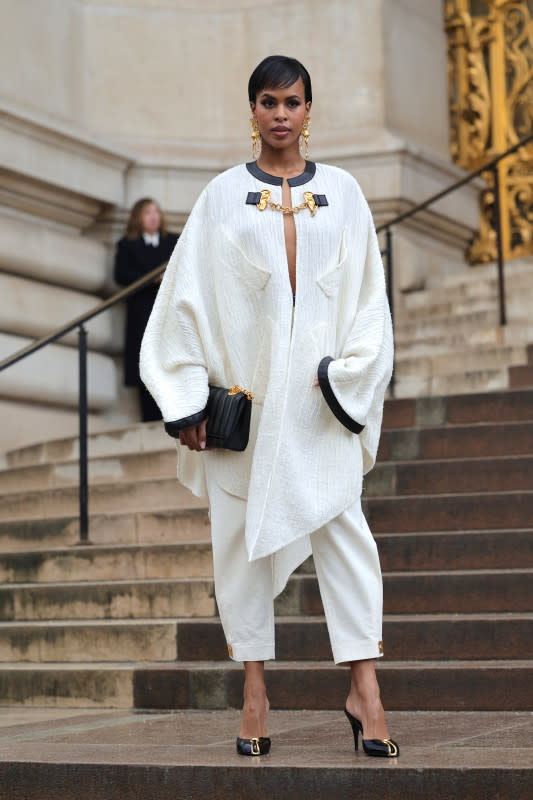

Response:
(140, 56), (397, 758)
(114, 198), (179, 421)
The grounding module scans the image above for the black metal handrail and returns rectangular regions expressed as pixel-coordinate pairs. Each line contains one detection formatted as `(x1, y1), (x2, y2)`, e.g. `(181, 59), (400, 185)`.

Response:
(376, 131), (533, 234)
(0, 262), (166, 543)
(1, 132), (532, 542)
(0, 264), (166, 372)
(377, 130), (533, 396)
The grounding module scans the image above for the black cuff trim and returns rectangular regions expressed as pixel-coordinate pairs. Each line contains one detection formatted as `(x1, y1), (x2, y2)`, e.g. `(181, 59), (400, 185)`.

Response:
(317, 356), (365, 434)
(164, 408), (208, 438)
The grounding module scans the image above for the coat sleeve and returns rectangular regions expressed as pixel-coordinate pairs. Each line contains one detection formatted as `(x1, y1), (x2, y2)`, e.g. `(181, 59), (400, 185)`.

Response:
(139, 188), (213, 434)
(317, 201), (394, 472)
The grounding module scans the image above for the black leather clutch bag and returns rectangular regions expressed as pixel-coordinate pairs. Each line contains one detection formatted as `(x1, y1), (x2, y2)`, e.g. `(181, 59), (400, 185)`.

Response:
(205, 384), (253, 451)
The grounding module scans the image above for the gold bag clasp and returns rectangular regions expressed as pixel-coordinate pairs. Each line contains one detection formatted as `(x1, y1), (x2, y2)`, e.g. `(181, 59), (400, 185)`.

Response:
(228, 384), (254, 401)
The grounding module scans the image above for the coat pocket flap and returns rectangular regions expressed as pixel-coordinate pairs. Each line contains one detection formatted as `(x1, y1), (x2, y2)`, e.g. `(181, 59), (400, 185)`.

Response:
(218, 224), (272, 291)
(316, 228), (348, 297)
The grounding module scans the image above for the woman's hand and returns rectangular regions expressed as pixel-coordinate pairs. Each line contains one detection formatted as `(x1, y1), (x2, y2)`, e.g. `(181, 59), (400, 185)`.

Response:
(179, 418), (213, 451)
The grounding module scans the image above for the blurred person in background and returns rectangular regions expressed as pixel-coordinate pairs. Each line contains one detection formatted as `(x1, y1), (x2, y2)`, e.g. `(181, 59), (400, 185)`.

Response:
(114, 198), (179, 421)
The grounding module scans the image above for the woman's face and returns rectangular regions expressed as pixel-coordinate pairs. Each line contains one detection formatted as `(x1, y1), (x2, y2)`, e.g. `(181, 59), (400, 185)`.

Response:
(141, 202), (161, 235)
(250, 77), (311, 155)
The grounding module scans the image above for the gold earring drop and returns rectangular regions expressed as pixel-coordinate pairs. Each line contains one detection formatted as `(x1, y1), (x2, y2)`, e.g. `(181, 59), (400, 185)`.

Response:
(250, 117), (261, 159)
(300, 117), (310, 159)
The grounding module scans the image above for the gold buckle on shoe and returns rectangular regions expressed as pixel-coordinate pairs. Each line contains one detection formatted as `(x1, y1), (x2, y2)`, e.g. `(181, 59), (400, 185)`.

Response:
(382, 738), (398, 757)
(250, 737), (260, 755)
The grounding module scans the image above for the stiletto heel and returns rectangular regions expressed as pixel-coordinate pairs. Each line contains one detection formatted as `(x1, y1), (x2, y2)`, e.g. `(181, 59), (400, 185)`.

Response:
(343, 707), (360, 751)
(344, 707), (400, 758)
(236, 736), (271, 756)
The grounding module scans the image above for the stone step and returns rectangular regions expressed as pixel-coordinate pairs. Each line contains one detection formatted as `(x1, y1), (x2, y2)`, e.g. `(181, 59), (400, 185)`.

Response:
(510, 361), (533, 389)
(0, 507), (210, 552)
(0, 450), (177, 494)
(0, 662), (134, 708)
(2, 527), (531, 584)
(0, 477), (204, 521)
(0, 709), (530, 800)
(402, 271), (533, 312)
(5, 422), (172, 469)
(382, 389), (533, 429)
(171, 613), (533, 662)
(395, 307), (503, 340)
(0, 613), (530, 663)
(0, 619), (178, 664)
(4, 392), (532, 496)
(0, 528), (531, 584)
(3, 387), (531, 486)
(375, 529), (533, 570)
(398, 298), (497, 323)
(367, 455), (533, 496)
(394, 366), (509, 399)
(395, 321), (533, 351)
(436, 257), (533, 290)
(0, 659), (530, 711)
(299, 569), (533, 615)
(0, 541), (214, 583)
(0, 578), (216, 621)
(377, 421), (533, 461)
(395, 345), (528, 379)
(398, 292), (533, 325)
(403, 281), (497, 310)
(139, 659), (533, 712)
(365, 491), (533, 533)
(1, 568), (530, 621)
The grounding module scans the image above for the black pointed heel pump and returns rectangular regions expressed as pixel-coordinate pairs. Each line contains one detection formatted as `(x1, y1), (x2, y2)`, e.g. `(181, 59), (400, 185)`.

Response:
(236, 736), (271, 756)
(344, 707), (400, 758)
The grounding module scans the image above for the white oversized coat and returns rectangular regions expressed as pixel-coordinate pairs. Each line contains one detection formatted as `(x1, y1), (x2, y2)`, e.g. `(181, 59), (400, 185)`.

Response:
(140, 160), (394, 597)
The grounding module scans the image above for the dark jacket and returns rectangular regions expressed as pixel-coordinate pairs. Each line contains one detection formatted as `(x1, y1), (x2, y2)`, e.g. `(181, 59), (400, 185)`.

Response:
(114, 232), (179, 386)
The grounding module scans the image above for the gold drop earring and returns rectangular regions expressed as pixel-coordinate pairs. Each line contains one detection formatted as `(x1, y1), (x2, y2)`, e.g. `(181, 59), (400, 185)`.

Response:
(250, 117), (261, 159)
(300, 117), (310, 159)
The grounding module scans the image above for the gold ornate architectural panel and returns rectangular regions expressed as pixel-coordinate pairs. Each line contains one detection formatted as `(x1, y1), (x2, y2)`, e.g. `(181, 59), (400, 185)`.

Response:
(445, 0), (533, 262)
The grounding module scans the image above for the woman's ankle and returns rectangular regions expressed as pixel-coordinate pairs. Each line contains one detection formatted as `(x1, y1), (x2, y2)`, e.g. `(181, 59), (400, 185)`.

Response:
(242, 661), (268, 714)
(349, 660), (381, 697)
(239, 689), (269, 738)
(349, 676), (381, 701)
(243, 691), (269, 712)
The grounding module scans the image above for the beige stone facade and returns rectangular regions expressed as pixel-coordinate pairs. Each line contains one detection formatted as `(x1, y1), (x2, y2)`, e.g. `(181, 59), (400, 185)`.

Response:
(0, 0), (481, 453)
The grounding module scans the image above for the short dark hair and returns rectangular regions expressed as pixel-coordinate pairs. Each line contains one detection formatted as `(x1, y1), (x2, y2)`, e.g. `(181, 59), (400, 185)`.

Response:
(248, 55), (312, 104)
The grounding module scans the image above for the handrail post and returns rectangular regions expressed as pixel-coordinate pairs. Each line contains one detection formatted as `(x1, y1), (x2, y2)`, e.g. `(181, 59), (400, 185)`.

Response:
(78, 324), (89, 543)
(492, 163), (507, 326)
(385, 228), (395, 397)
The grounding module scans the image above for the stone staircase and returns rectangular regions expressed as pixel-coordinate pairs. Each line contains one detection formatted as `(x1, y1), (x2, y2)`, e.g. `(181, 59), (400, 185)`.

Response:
(394, 257), (533, 397)
(0, 388), (532, 712)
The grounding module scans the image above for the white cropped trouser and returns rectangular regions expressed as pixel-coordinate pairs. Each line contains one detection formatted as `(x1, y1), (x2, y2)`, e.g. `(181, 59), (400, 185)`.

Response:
(204, 461), (384, 665)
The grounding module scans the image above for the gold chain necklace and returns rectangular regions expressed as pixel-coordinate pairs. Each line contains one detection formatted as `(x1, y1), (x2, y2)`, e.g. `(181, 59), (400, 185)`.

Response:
(269, 199), (310, 215)
(256, 189), (317, 216)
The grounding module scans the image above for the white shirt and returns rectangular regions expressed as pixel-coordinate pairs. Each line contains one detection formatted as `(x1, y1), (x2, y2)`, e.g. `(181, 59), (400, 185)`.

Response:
(142, 232), (160, 247)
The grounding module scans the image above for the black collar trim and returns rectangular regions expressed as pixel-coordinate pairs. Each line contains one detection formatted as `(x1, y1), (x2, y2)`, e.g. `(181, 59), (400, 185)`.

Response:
(246, 160), (316, 187)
